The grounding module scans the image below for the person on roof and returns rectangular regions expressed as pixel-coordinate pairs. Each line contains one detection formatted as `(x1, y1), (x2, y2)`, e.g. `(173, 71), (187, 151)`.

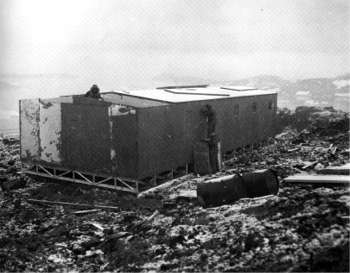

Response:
(85, 84), (103, 99)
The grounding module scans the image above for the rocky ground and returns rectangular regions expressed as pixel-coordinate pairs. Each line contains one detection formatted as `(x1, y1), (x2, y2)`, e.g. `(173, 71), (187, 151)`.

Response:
(0, 107), (349, 272)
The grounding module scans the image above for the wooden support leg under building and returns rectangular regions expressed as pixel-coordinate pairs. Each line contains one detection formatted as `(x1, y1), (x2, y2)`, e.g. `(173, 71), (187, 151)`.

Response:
(24, 164), (142, 194)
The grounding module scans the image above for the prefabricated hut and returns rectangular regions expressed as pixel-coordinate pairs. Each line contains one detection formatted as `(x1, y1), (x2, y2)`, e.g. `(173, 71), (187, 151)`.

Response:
(20, 85), (277, 193)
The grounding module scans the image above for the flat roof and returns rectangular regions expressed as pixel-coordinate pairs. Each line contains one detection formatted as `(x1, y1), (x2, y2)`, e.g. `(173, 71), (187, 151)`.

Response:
(106, 85), (277, 104)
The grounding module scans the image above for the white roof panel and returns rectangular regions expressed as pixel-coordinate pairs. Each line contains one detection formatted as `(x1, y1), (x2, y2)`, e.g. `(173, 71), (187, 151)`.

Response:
(107, 85), (277, 104)
(220, 86), (257, 91)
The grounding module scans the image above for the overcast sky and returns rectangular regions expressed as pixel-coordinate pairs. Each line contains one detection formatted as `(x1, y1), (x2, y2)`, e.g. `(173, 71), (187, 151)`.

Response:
(1, 0), (349, 89)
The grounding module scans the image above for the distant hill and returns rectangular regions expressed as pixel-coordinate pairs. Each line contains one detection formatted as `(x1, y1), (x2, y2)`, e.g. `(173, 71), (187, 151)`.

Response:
(228, 74), (350, 112)
(225, 75), (290, 89)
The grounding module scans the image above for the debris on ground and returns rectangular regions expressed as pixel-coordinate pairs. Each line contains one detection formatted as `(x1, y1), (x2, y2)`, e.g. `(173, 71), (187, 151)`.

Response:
(0, 106), (349, 272)
(284, 173), (350, 187)
(317, 163), (350, 175)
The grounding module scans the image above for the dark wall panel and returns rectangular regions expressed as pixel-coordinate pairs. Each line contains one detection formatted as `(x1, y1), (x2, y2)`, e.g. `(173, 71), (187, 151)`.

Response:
(111, 114), (138, 177)
(61, 103), (111, 175)
(136, 106), (188, 178)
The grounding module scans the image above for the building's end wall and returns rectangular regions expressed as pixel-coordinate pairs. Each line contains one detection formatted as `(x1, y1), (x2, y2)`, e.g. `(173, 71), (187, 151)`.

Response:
(39, 102), (62, 163)
(20, 97), (73, 164)
(20, 99), (40, 161)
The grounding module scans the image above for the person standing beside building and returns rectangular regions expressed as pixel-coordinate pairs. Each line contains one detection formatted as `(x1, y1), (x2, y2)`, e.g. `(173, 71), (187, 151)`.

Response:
(201, 104), (220, 173)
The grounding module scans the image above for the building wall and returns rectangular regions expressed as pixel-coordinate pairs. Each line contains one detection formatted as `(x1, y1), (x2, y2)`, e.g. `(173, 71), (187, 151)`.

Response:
(21, 94), (277, 180)
(137, 105), (188, 178)
(136, 94), (276, 179)
(110, 106), (138, 178)
(39, 102), (62, 163)
(21, 96), (139, 177)
(60, 103), (111, 175)
(20, 99), (40, 161)
(20, 97), (73, 163)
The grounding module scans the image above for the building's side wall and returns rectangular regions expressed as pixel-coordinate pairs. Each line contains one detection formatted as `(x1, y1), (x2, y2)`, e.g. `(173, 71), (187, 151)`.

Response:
(20, 99), (40, 161)
(218, 94), (277, 151)
(136, 94), (277, 179)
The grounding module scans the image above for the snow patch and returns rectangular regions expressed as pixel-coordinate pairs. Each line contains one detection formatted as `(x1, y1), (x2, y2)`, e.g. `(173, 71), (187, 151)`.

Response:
(333, 80), (350, 89)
